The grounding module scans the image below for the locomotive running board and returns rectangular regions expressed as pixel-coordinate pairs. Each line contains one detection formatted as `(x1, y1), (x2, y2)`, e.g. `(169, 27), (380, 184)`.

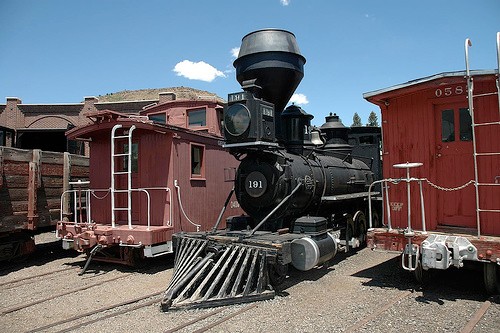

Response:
(161, 236), (275, 311)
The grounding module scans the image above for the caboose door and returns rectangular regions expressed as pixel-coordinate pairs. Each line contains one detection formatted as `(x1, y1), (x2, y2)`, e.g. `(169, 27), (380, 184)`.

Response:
(434, 102), (476, 228)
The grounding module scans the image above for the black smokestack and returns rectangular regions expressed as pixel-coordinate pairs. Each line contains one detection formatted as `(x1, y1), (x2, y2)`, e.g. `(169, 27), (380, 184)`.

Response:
(233, 29), (306, 139)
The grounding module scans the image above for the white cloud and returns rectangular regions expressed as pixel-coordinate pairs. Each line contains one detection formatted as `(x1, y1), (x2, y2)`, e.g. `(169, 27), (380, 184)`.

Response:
(173, 60), (226, 82)
(290, 93), (309, 105)
(280, 0), (290, 6)
(231, 47), (240, 58)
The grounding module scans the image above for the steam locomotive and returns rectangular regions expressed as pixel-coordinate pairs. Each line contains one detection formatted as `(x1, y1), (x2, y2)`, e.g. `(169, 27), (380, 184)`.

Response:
(161, 29), (380, 311)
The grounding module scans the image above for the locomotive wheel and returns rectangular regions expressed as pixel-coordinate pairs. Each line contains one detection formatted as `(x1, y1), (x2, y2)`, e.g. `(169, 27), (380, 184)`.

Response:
(483, 262), (500, 294)
(345, 214), (355, 252)
(268, 263), (288, 287)
(353, 211), (367, 247)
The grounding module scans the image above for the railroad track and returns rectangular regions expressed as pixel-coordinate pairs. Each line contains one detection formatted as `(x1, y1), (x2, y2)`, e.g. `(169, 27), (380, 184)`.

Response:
(23, 292), (258, 333)
(26, 290), (164, 333)
(0, 266), (77, 290)
(1, 247), (498, 332)
(344, 289), (497, 333)
(0, 273), (134, 315)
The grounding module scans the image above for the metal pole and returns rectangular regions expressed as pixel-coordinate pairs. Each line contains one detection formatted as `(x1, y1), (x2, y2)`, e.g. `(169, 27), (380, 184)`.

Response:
(496, 32), (500, 120)
(384, 180), (392, 230)
(465, 38), (481, 237)
(110, 124), (122, 228)
(127, 125), (136, 229)
(212, 187), (235, 233)
(406, 167), (412, 233)
(418, 180), (427, 234)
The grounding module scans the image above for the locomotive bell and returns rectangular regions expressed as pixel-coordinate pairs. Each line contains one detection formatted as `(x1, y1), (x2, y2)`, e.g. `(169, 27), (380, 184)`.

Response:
(233, 29), (306, 141)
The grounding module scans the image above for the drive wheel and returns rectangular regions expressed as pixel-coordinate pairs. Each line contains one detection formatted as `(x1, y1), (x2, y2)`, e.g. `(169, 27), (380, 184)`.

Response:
(345, 214), (355, 252)
(353, 211), (367, 247)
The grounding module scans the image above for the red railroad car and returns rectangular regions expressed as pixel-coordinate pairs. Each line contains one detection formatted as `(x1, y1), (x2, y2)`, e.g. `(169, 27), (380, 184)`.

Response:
(56, 96), (242, 267)
(364, 34), (500, 292)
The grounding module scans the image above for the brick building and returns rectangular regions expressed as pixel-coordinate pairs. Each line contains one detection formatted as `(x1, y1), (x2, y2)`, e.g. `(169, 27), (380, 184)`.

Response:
(0, 89), (218, 155)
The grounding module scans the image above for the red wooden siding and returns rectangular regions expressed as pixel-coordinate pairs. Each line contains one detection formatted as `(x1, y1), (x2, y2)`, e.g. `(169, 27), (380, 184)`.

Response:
(366, 73), (499, 236)
(170, 132), (239, 232)
(141, 100), (223, 137)
(68, 114), (242, 235)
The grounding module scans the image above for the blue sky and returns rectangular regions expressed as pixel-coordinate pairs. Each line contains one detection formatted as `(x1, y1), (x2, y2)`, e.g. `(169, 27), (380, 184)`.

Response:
(1, 0), (499, 126)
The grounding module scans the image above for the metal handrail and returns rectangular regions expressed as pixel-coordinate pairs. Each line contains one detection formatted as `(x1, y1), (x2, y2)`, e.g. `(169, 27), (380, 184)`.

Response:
(135, 187), (173, 229)
(174, 180), (201, 231)
(60, 187), (172, 231)
(368, 177), (427, 234)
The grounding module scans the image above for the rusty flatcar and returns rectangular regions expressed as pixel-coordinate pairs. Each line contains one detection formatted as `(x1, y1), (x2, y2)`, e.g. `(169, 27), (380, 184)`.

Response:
(364, 33), (500, 292)
(56, 96), (243, 268)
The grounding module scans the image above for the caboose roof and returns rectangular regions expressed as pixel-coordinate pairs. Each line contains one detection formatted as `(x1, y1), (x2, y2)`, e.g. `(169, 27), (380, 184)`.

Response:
(66, 109), (222, 141)
(363, 69), (497, 104)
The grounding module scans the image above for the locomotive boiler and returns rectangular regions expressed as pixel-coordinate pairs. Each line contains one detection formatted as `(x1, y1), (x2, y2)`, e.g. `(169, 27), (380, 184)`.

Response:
(161, 29), (379, 311)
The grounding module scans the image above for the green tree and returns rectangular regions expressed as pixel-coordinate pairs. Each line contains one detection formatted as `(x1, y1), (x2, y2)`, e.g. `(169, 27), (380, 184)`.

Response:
(352, 112), (362, 127)
(367, 111), (379, 127)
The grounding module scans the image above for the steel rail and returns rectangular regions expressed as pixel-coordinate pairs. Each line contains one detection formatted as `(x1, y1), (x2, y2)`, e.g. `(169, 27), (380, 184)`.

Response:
(0, 273), (132, 315)
(344, 290), (412, 333)
(163, 303), (258, 333)
(0, 266), (76, 288)
(27, 290), (164, 333)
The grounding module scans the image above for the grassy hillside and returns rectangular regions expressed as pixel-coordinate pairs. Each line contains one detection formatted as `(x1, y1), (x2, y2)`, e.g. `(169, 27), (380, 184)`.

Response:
(96, 87), (224, 103)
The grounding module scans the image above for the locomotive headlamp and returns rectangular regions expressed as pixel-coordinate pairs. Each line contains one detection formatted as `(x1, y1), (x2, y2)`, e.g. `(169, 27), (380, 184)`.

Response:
(223, 91), (277, 147)
(224, 103), (251, 136)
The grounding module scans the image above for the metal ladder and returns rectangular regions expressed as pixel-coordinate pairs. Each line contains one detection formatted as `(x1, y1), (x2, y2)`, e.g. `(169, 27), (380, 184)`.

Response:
(111, 124), (136, 229)
(464, 32), (500, 237)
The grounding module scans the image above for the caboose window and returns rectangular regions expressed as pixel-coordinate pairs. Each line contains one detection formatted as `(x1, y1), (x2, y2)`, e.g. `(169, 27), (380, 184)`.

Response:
(149, 113), (166, 124)
(459, 108), (472, 141)
(123, 143), (138, 173)
(190, 143), (205, 178)
(441, 109), (455, 142)
(188, 109), (206, 127)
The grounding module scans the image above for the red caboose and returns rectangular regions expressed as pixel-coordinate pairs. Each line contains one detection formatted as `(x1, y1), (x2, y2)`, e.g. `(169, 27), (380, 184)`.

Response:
(56, 94), (243, 266)
(364, 34), (500, 292)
